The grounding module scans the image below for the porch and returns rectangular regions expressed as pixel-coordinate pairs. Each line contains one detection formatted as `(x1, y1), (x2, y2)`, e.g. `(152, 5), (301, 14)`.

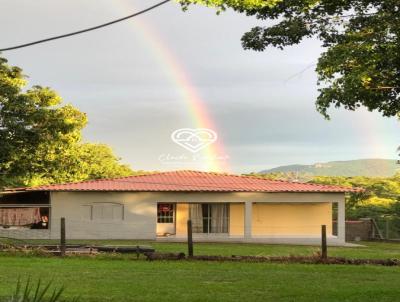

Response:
(156, 200), (346, 244)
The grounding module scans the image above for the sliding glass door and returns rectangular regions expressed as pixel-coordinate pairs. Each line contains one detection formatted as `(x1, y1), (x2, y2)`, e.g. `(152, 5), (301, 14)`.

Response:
(189, 203), (229, 234)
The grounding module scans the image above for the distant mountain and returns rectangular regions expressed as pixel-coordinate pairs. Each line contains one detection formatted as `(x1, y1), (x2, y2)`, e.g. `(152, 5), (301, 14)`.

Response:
(260, 159), (399, 177)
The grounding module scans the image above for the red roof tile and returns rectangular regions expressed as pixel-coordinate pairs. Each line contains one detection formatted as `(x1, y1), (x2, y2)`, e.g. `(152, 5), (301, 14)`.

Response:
(6, 170), (360, 193)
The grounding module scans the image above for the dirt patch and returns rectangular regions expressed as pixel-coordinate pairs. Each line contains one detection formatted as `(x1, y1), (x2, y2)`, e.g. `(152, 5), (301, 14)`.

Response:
(144, 253), (400, 266)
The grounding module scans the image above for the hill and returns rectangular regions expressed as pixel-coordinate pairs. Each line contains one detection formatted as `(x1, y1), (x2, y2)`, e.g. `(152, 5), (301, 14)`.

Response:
(260, 159), (399, 177)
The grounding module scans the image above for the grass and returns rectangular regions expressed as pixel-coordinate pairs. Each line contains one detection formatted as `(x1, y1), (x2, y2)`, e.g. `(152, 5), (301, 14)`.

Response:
(0, 241), (399, 301)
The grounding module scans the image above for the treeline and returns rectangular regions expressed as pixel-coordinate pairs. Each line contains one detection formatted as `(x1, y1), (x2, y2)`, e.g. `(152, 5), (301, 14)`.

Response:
(247, 172), (400, 221)
(312, 174), (400, 220)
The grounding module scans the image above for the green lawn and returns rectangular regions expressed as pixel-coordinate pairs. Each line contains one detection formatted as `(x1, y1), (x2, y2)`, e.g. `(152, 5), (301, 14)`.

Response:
(0, 241), (399, 301)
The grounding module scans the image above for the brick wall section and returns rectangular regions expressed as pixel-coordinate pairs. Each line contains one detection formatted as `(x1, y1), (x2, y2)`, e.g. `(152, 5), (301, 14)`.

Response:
(333, 220), (372, 241)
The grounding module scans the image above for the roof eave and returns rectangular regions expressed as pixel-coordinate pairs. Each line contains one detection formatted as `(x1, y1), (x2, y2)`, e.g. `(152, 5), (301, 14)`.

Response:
(10, 188), (353, 193)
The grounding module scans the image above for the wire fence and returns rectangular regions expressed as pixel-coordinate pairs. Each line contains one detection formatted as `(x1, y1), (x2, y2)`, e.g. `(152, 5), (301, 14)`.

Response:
(375, 217), (400, 240)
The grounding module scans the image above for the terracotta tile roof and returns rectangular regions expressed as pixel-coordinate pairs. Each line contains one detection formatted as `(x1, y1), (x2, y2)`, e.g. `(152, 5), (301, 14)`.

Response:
(5, 170), (360, 193)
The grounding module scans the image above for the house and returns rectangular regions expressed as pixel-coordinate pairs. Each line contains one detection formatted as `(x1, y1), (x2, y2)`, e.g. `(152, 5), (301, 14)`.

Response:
(0, 170), (358, 244)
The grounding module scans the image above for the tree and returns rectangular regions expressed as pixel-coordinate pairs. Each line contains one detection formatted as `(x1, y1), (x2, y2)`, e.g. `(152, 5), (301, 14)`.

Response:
(0, 56), (133, 188)
(249, 171), (400, 222)
(180, 0), (274, 10)
(181, 0), (400, 118)
(311, 174), (400, 220)
(73, 143), (133, 180)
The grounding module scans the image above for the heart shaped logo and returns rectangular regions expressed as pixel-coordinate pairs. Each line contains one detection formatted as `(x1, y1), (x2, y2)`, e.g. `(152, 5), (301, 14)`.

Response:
(171, 128), (218, 153)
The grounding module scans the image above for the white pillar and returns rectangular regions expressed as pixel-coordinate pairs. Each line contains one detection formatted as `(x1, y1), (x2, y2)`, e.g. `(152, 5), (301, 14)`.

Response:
(337, 199), (346, 243)
(244, 201), (253, 239)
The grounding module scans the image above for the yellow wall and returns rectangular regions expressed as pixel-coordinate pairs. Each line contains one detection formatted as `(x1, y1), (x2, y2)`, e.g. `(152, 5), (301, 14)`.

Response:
(170, 202), (332, 237)
(252, 203), (332, 236)
(176, 203), (189, 236)
(230, 203), (244, 236)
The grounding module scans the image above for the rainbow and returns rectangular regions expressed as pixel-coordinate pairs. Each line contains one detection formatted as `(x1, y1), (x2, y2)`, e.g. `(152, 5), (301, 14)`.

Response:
(355, 110), (399, 159)
(113, 1), (230, 172)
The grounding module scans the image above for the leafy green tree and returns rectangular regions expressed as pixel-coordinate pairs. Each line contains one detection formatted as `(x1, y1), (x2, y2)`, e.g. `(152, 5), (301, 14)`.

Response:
(180, 0), (274, 10)
(73, 143), (133, 180)
(181, 0), (400, 118)
(249, 172), (400, 224)
(312, 174), (400, 220)
(0, 56), (133, 188)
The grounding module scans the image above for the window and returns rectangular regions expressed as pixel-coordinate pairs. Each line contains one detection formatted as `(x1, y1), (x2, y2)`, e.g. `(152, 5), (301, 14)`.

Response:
(0, 207), (49, 230)
(189, 203), (229, 234)
(0, 191), (50, 230)
(82, 203), (124, 221)
(157, 203), (174, 223)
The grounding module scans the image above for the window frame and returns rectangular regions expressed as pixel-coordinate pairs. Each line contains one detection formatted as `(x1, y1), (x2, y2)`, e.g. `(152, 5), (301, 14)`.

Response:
(157, 203), (175, 224)
(189, 203), (230, 234)
(82, 202), (125, 222)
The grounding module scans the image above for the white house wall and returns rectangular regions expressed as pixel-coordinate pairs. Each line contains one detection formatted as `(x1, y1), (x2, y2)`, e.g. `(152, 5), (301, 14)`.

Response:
(49, 191), (344, 240)
(50, 192), (157, 239)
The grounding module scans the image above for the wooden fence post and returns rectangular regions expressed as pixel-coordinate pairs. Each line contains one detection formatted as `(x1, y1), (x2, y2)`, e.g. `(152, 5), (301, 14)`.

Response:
(60, 217), (66, 257)
(385, 218), (390, 239)
(321, 224), (327, 260)
(371, 218), (376, 239)
(187, 219), (193, 257)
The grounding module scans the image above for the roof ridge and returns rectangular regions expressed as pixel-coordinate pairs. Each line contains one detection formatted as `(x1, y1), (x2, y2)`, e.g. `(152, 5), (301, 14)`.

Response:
(4, 169), (360, 193)
(243, 173), (357, 189)
(122, 170), (355, 191)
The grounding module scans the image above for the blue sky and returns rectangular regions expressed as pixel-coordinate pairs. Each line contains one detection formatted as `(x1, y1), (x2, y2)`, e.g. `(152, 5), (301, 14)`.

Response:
(1, 0), (399, 173)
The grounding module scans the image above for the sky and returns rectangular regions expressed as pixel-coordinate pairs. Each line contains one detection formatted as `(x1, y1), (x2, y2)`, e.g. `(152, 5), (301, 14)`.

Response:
(1, 0), (399, 173)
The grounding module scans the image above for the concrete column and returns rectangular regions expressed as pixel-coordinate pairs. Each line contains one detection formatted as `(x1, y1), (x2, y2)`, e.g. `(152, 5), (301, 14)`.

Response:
(337, 199), (346, 243)
(244, 201), (253, 239)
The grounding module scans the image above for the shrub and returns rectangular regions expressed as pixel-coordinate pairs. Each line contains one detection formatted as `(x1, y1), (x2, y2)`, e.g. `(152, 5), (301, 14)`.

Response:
(3, 278), (78, 302)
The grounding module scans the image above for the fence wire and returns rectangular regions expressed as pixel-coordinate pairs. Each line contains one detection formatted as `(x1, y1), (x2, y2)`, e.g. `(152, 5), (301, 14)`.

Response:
(375, 217), (400, 240)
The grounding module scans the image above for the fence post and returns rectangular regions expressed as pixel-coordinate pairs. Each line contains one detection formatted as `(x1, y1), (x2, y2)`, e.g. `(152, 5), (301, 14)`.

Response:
(60, 217), (66, 257)
(385, 218), (390, 240)
(371, 218), (376, 239)
(371, 218), (384, 239)
(321, 224), (327, 260)
(187, 219), (193, 257)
